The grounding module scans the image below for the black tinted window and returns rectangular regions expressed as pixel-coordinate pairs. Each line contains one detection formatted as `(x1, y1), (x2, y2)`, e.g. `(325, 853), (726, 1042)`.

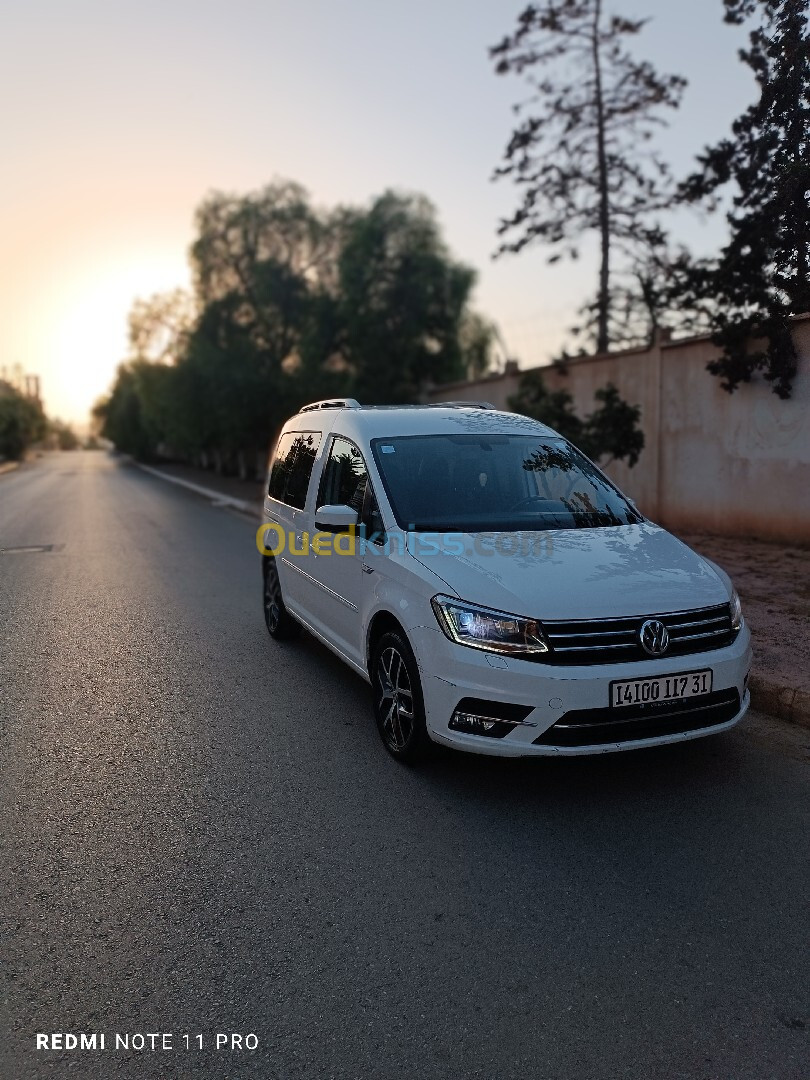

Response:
(268, 433), (296, 501)
(318, 436), (368, 512)
(370, 434), (642, 532)
(363, 486), (386, 545)
(268, 431), (321, 509)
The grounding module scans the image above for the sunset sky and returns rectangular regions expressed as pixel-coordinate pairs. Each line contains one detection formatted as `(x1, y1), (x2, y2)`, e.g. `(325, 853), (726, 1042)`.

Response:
(0, 0), (754, 426)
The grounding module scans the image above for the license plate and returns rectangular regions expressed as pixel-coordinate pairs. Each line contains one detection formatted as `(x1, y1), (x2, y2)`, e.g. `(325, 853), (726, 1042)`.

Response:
(610, 669), (713, 708)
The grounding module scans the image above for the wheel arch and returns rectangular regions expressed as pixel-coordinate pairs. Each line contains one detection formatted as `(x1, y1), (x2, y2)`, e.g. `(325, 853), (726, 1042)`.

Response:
(366, 609), (408, 676)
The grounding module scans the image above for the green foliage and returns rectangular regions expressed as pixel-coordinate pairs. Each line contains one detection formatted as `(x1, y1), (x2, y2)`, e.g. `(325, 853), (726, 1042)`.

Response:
(491, 1), (686, 353)
(459, 312), (498, 379)
(507, 369), (586, 443)
(584, 383), (645, 467)
(508, 370), (644, 466)
(98, 183), (490, 472)
(338, 192), (474, 402)
(678, 0), (810, 398)
(0, 385), (47, 460)
(93, 365), (154, 460)
(50, 420), (80, 450)
(94, 292), (196, 460)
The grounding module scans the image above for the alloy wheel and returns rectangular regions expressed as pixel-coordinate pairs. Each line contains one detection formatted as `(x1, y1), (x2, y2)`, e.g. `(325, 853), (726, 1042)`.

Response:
(263, 562), (282, 634)
(375, 646), (415, 752)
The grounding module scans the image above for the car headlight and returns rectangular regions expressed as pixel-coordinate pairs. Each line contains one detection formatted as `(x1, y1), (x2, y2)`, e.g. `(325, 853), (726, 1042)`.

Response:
(730, 588), (743, 632)
(431, 595), (549, 656)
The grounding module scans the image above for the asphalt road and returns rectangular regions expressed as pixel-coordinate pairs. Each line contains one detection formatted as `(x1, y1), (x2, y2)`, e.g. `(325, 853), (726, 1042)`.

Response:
(1, 451), (808, 1080)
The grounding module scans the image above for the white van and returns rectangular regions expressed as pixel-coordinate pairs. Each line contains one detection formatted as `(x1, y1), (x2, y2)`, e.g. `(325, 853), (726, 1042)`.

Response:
(260, 400), (751, 763)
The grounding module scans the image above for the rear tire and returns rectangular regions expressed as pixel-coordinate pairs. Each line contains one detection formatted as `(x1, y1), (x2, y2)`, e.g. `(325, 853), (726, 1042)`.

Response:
(371, 629), (431, 763)
(263, 556), (301, 640)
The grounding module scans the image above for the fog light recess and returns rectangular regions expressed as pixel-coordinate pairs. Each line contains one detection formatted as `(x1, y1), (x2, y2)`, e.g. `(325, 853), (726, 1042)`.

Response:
(449, 698), (535, 739)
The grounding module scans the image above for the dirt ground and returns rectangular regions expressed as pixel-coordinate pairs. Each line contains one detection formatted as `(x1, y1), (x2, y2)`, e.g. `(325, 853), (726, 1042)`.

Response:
(680, 532), (810, 697)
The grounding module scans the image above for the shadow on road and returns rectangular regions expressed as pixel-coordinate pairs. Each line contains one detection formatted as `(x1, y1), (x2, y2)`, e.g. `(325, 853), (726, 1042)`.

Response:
(291, 625), (805, 817)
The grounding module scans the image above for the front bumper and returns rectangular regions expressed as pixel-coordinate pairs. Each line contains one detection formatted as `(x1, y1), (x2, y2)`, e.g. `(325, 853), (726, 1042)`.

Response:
(408, 623), (752, 757)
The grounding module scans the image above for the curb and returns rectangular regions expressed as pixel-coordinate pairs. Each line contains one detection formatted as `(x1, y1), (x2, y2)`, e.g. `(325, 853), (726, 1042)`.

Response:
(749, 674), (810, 731)
(135, 463), (261, 517)
(0, 461), (20, 476)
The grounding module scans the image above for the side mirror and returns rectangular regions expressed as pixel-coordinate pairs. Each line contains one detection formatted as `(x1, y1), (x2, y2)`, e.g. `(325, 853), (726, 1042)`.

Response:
(315, 504), (359, 533)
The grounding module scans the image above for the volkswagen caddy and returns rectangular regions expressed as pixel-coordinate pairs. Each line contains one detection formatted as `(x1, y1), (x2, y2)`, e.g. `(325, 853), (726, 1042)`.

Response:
(259, 400), (751, 762)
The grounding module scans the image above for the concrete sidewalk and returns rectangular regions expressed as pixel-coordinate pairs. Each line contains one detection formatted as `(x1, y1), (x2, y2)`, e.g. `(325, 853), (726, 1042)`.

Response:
(138, 461), (810, 731)
(136, 460), (264, 515)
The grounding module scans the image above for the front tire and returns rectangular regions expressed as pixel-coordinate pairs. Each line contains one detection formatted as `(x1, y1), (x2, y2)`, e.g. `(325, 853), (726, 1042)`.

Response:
(371, 630), (431, 763)
(263, 556), (301, 640)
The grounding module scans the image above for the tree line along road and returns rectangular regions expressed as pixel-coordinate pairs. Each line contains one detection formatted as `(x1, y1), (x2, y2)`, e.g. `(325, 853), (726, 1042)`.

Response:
(1, 451), (808, 1080)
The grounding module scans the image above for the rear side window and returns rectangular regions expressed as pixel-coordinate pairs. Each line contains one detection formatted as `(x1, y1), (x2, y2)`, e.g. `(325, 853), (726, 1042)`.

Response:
(268, 430), (322, 509)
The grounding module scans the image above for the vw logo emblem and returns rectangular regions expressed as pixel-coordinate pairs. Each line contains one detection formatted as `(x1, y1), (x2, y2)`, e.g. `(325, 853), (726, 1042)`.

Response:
(639, 618), (669, 656)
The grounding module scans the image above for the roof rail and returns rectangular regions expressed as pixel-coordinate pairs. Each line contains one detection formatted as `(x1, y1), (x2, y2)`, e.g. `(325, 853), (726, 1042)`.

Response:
(427, 400), (496, 410)
(298, 398), (361, 414)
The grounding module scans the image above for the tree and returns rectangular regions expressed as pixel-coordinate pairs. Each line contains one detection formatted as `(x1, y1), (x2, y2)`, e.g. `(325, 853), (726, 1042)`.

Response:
(94, 290), (194, 462)
(491, 1), (686, 353)
(187, 183), (345, 472)
(50, 420), (80, 450)
(181, 295), (296, 474)
(571, 237), (703, 352)
(98, 182), (494, 470)
(679, 0), (809, 398)
(191, 182), (334, 369)
(338, 192), (475, 402)
(459, 311), (497, 378)
(0, 383), (46, 460)
(508, 369), (644, 465)
(93, 364), (155, 459)
(507, 368), (585, 439)
(127, 289), (195, 366)
(583, 382), (645, 465)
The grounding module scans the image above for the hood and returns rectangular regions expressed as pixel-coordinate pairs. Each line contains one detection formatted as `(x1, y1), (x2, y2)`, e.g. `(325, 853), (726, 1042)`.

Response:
(408, 522), (729, 620)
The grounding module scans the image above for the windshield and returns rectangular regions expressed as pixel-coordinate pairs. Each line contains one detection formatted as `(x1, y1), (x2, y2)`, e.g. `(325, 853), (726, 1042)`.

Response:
(370, 434), (642, 532)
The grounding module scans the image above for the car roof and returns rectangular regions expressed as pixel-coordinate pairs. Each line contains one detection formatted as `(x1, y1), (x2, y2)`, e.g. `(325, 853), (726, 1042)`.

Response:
(286, 403), (560, 442)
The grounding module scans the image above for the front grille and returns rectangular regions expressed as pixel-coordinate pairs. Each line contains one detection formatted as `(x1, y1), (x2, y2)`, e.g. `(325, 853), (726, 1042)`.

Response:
(533, 689), (741, 747)
(539, 603), (735, 666)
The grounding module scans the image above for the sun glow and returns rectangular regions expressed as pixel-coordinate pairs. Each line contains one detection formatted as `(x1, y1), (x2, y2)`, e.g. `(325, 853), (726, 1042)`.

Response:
(43, 251), (188, 428)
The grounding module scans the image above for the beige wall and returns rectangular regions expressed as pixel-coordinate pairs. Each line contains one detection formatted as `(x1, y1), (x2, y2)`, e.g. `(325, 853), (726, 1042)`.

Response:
(425, 317), (810, 543)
